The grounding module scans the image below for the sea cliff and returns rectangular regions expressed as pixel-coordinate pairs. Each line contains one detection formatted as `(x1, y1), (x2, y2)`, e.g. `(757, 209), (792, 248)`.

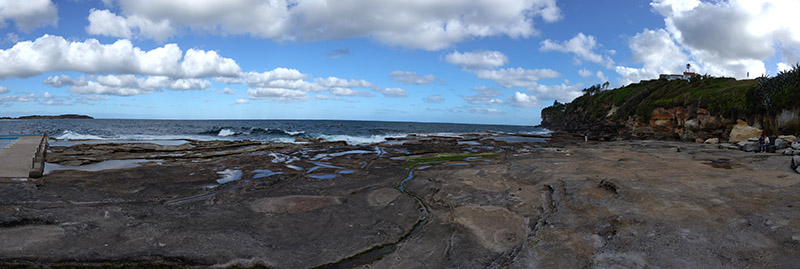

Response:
(540, 66), (800, 142)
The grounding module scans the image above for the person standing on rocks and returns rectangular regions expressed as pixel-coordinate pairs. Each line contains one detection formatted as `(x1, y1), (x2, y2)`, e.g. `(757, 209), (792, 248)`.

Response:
(759, 134), (769, 153)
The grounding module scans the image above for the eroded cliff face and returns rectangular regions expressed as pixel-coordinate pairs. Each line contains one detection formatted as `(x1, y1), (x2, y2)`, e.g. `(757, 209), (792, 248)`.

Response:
(541, 105), (800, 142)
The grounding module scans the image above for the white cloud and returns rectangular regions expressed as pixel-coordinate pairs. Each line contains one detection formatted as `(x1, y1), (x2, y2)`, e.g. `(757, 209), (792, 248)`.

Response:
(44, 75), (88, 87)
(445, 50), (509, 69)
(221, 88), (235, 94)
(96, 0), (561, 50)
(55, 74), (212, 96)
(470, 108), (504, 115)
(578, 68), (593, 78)
(0, 0), (57, 31)
(475, 67), (560, 88)
(0, 93), (38, 103)
(314, 77), (375, 89)
(614, 28), (689, 85)
(0, 86), (8, 94)
(376, 87), (408, 97)
(0, 35), (241, 79)
(86, 9), (174, 43)
(84, 95), (110, 101)
(618, 0), (800, 82)
(389, 71), (437, 85)
(509, 91), (539, 108)
(248, 87), (307, 102)
(234, 98), (250, 104)
(596, 71), (608, 83)
(425, 95), (445, 103)
(540, 32), (613, 67)
(329, 87), (375, 97)
(462, 86), (503, 105)
(528, 82), (584, 102)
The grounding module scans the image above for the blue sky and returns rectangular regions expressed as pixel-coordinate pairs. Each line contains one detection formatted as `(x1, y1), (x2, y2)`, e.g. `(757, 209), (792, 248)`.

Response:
(0, 0), (798, 125)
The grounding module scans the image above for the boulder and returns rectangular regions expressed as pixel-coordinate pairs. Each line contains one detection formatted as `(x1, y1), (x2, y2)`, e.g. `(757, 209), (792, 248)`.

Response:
(729, 120), (762, 143)
(737, 141), (758, 152)
(719, 143), (740, 150)
(704, 138), (719, 144)
(684, 119), (700, 130)
(792, 141), (800, 150)
(793, 155), (800, 169)
(695, 138), (704, 143)
(782, 149), (797, 155)
(774, 138), (789, 150)
(779, 135), (798, 143)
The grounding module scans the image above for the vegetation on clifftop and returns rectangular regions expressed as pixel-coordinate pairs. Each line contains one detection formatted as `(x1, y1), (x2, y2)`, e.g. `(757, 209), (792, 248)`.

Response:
(542, 64), (800, 128)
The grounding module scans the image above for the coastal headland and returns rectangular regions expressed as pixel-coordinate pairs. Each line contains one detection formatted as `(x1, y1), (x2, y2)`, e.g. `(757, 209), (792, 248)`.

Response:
(1, 133), (798, 268)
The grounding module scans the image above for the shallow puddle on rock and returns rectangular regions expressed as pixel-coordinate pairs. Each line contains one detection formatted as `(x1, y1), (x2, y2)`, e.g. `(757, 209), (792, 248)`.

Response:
(286, 164), (304, 171)
(337, 170), (355, 174)
(216, 169), (243, 184)
(458, 140), (482, 145)
(309, 174), (337, 179)
(44, 159), (157, 175)
(253, 169), (283, 178)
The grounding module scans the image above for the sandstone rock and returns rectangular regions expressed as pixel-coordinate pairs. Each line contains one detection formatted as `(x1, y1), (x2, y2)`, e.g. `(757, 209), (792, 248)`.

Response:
(704, 138), (719, 144)
(695, 138), (704, 143)
(729, 120), (762, 143)
(738, 141), (758, 152)
(778, 135), (797, 143)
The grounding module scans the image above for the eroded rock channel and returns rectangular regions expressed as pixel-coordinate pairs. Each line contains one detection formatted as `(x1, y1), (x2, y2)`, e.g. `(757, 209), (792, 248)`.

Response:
(1, 134), (799, 268)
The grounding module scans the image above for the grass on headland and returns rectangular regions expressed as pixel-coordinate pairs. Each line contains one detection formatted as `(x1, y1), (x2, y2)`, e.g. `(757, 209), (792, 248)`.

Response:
(401, 153), (500, 169)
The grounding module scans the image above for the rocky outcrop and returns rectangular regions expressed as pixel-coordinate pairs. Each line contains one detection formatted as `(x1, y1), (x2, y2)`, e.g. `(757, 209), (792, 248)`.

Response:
(729, 120), (763, 142)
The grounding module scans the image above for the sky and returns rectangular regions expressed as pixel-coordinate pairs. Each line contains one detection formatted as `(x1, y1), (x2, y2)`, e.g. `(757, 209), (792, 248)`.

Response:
(0, 0), (798, 125)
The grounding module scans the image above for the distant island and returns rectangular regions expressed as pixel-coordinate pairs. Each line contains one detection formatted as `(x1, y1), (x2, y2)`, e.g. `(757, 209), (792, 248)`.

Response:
(0, 114), (94, 120)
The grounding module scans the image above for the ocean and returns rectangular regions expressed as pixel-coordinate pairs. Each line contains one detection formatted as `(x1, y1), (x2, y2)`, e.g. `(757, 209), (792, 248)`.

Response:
(0, 119), (548, 145)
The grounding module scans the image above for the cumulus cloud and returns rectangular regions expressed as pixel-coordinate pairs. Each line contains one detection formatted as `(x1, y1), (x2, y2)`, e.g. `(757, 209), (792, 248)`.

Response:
(87, 9), (174, 43)
(49, 74), (212, 96)
(234, 98), (250, 104)
(540, 33), (613, 67)
(445, 50), (509, 69)
(528, 82), (584, 102)
(475, 67), (560, 88)
(578, 68), (593, 78)
(247, 88), (307, 102)
(617, 0), (800, 84)
(221, 88), (235, 94)
(0, 86), (8, 94)
(91, 0), (561, 50)
(389, 71), (437, 85)
(425, 95), (445, 103)
(375, 87), (407, 97)
(0, 35), (241, 79)
(509, 91), (539, 108)
(0, 0), (57, 31)
(44, 75), (88, 87)
(614, 28), (689, 85)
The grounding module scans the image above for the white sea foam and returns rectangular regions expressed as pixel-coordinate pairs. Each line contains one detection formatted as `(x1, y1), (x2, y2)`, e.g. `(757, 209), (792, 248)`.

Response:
(55, 130), (105, 140)
(217, 129), (236, 137)
(318, 134), (405, 145)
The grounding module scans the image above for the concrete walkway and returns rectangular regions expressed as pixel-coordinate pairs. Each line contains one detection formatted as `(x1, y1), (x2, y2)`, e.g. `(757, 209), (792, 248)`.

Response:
(0, 135), (46, 178)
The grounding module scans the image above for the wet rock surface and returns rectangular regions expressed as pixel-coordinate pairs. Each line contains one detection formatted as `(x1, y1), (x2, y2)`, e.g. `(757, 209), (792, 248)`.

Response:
(1, 134), (799, 268)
